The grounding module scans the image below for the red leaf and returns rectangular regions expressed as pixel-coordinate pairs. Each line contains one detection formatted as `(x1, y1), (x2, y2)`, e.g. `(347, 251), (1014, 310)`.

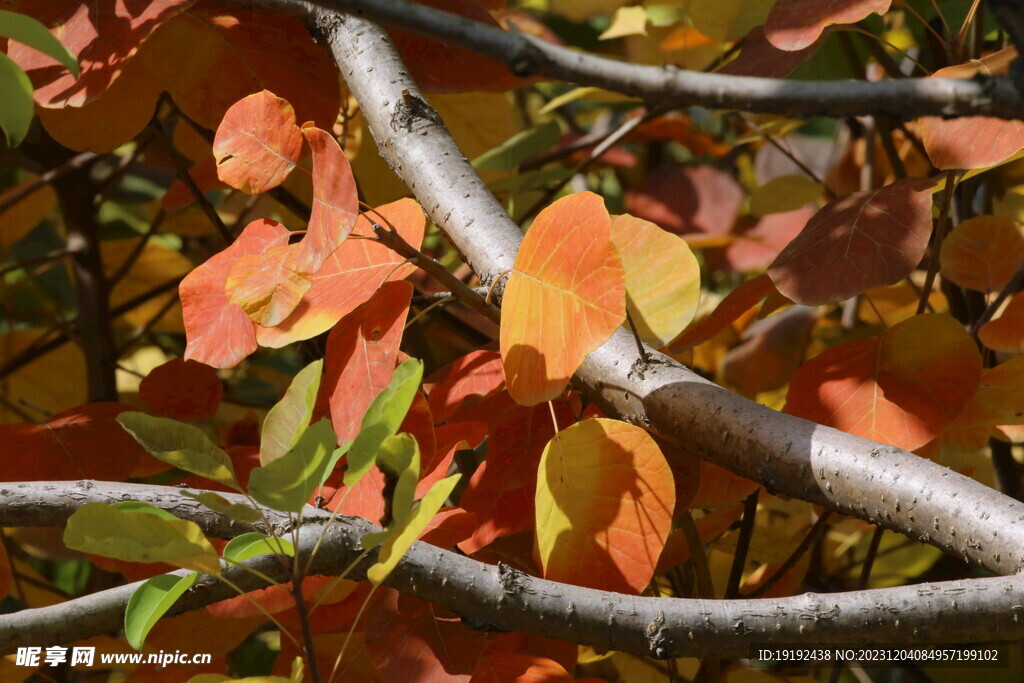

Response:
(180, 218), (289, 368)
(919, 48), (1024, 170)
(296, 126), (359, 273)
(9, 0), (194, 108)
(722, 206), (816, 272)
(667, 273), (777, 352)
(626, 165), (743, 236)
(366, 588), (495, 681)
(0, 403), (145, 481)
(425, 350), (505, 423)
(785, 314), (981, 451)
(324, 281), (413, 445)
(417, 421), (486, 499)
(721, 306), (818, 394)
(767, 178), (935, 305)
(458, 404), (574, 554)
(139, 358), (223, 420)
(255, 199), (426, 347)
(213, 90), (302, 195)
(718, 25), (823, 77)
(470, 654), (573, 683)
(765, 0), (891, 51)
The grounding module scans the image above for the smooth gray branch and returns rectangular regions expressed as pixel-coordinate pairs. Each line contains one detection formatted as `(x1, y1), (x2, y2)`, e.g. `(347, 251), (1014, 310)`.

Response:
(2, 481), (1024, 657)
(248, 0), (1024, 120)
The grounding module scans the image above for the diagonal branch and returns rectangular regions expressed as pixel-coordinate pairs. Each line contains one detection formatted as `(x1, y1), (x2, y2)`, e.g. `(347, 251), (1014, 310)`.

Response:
(2, 480), (1023, 658)
(299, 7), (1024, 577)
(250, 0), (1024, 120)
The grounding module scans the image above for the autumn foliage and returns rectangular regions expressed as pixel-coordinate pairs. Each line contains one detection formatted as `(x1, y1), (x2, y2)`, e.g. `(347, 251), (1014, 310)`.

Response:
(2, 0), (1024, 681)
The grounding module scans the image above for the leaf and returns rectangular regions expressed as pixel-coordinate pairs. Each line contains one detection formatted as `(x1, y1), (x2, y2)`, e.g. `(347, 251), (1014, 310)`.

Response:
(139, 359), (223, 421)
(125, 572), (199, 650)
(470, 653), (573, 683)
(261, 359), (323, 465)
(501, 192), (625, 405)
(117, 413), (240, 491)
(64, 503), (221, 575)
(723, 206), (816, 272)
(222, 533), (295, 563)
(666, 273), (777, 352)
(248, 419), (340, 513)
(296, 125), (359, 273)
(102, 240), (193, 333)
(344, 359), (424, 488)
(750, 175), (823, 216)
(213, 90), (302, 195)
(685, 0), (775, 42)
(610, 213), (701, 347)
(8, 0), (192, 108)
(472, 121), (561, 171)
(425, 349), (506, 423)
(939, 216), (1024, 292)
(226, 242), (313, 327)
(254, 198), (425, 347)
(785, 314), (981, 451)
(717, 25), (823, 78)
(324, 281), (413, 445)
(599, 7), (647, 40)
(0, 10), (80, 76)
(979, 293), (1024, 353)
(180, 218), (289, 368)
(919, 48), (1024, 170)
(0, 177), (57, 250)
(722, 306), (818, 394)
(765, 0), (891, 51)
(535, 418), (675, 594)
(0, 402), (146, 481)
(179, 491), (262, 524)
(943, 355), (1024, 452)
(767, 178), (935, 305)
(0, 53), (34, 147)
(459, 403), (575, 555)
(626, 165), (743, 236)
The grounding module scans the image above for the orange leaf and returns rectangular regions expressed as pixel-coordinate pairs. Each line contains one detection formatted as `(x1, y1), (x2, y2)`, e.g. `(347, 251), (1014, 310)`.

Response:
(0, 403), (145, 481)
(943, 355), (1024, 453)
(324, 282), (413, 444)
(9, 0), (194, 108)
(940, 216), (1024, 292)
(667, 273), (777, 352)
(979, 293), (1024, 353)
(767, 178), (935, 305)
(255, 198), (426, 347)
(919, 48), (1024, 170)
(610, 214), (700, 347)
(470, 653), (573, 683)
(139, 358), (223, 420)
(723, 206), (816, 272)
(785, 314), (981, 451)
(181, 218), (288, 368)
(425, 349), (505, 423)
(296, 126), (359, 272)
(535, 418), (675, 594)
(458, 403), (574, 555)
(213, 91), (302, 194)
(501, 192), (625, 406)
(226, 242), (312, 327)
(765, 0), (890, 51)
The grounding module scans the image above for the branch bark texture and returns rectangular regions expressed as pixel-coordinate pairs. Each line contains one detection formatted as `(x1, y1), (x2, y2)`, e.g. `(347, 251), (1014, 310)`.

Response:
(3, 482), (1024, 658)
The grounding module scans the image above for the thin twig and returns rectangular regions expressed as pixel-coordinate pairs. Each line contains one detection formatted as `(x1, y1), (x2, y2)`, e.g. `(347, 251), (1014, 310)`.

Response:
(725, 490), (759, 599)
(0, 150), (100, 217)
(744, 510), (833, 598)
(916, 170), (959, 315)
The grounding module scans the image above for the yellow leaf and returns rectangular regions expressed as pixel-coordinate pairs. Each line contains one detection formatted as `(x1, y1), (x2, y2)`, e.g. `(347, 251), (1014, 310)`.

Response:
(749, 175), (823, 216)
(600, 7), (648, 40)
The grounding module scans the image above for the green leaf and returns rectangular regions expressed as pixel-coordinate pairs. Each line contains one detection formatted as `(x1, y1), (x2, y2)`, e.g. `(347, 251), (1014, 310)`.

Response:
(0, 53), (33, 148)
(222, 533), (294, 563)
(64, 503), (221, 574)
(125, 572), (198, 650)
(488, 167), (575, 194)
(118, 413), (240, 491)
(365, 474), (461, 585)
(375, 433), (420, 526)
(344, 359), (423, 488)
(0, 10), (80, 76)
(261, 359), (323, 465)
(248, 419), (338, 513)
(112, 501), (180, 521)
(180, 491), (262, 524)
(472, 121), (561, 171)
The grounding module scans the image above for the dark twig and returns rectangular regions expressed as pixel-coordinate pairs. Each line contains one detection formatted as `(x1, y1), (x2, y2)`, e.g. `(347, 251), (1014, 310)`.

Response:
(725, 490), (759, 599)
(744, 510), (833, 598)
(0, 150), (99, 217)
(916, 170), (959, 315)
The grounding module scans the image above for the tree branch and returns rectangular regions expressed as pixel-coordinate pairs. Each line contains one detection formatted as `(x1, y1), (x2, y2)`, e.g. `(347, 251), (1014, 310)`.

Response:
(2, 481), (1024, 658)
(250, 0), (1024, 120)
(298, 7), (1024, 577)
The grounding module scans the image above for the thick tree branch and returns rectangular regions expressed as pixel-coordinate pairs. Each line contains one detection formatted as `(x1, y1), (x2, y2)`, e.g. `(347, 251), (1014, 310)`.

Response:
(252, 0), (1024, 120)
(299, 9), (1024, 577)
(2, 481), (1024, 657)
